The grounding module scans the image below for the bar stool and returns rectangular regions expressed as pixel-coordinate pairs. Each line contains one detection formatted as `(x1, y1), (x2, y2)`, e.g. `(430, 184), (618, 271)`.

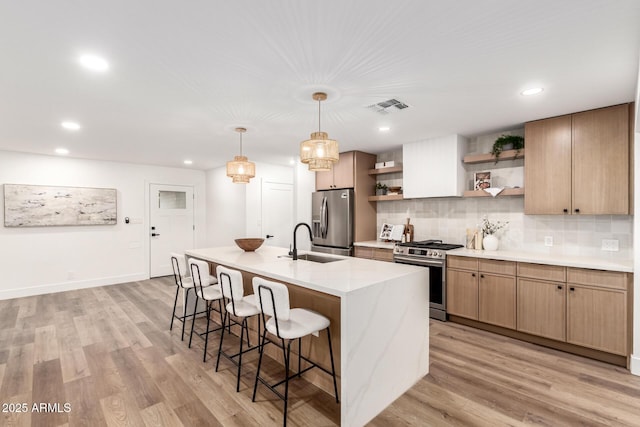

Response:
(169, 253), (214, 341)
(251, 277), (339, 427)
(188, 258), (224, 361)
(214, 266), (261, 391)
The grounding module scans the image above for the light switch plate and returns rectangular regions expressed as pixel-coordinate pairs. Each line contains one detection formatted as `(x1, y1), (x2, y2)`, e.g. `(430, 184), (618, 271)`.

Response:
(601, 239), (619, 251)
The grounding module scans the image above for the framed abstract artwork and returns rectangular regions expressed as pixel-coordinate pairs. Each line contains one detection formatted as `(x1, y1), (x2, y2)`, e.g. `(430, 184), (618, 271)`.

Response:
(3, 184), (117, 227)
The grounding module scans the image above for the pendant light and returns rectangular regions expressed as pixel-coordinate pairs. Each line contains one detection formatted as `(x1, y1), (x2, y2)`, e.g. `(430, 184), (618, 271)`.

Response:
(300, 92), (339, 171)
(226, 127), (255, 184)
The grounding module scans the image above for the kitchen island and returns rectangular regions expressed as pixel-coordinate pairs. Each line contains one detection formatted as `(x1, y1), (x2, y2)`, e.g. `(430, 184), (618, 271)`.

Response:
(186, 246), (429, 427)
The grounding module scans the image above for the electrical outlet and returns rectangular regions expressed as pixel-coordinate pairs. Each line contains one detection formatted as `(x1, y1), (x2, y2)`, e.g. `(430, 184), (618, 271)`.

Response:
(544, 236), (553, 247)
(601, 239), (619, 251)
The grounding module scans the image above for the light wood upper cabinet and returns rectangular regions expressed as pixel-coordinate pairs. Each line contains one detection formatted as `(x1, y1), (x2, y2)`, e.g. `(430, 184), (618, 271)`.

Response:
(524, 115), (572, 214)
(316, 151), (355, 190)
(572, 105), (629, 215)
(524, 103), (631, 215)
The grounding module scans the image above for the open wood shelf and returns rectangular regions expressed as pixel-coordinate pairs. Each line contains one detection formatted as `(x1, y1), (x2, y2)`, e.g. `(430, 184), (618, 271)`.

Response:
(368, 194), (404, 201)
(368, 166), (403, 175)
(463, 187), (525, 198)
(463, 149), (525, 164)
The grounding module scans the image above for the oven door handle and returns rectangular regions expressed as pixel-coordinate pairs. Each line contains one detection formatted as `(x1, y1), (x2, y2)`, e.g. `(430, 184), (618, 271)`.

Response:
(393, 256), (444, 267)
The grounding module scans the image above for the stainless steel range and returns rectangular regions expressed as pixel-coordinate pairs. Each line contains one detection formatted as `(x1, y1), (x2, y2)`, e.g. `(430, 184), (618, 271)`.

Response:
(393, 239), (463, 321)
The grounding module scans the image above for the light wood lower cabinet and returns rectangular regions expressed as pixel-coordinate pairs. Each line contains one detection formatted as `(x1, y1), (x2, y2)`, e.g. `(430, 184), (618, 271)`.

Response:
(566, 267), (629, 356)
(446, 268), (478, 320)
(479, 273), (516, 329)
(517, 278), (566, 341)
(353, 246), (394, 262)
(448, 258), (631, 359)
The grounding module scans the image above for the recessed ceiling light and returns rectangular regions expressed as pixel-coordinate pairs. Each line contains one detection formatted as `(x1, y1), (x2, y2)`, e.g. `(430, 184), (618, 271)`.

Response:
(78, 54), (109, 72)
(55, 148), (69, 155)
(289, 158), (296, 165)
(379, 126), (390, 132)
(183, 160), (193, 165)
(61, 121), (81, 131)
(521, 87), (544, 96)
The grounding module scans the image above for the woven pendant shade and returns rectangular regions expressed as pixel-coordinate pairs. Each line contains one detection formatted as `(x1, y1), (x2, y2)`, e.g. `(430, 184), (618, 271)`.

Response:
(226, 128), (255, 183)
(300, 93), (339, 171)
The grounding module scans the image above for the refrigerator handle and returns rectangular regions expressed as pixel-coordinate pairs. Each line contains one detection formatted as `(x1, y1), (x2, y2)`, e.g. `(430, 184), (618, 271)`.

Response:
(320, 196), (328, 238)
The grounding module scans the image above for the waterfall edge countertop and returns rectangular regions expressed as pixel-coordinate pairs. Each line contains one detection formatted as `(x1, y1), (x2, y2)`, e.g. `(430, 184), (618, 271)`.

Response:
(185, 245), (424, 297)
(185, 245), (430, 427)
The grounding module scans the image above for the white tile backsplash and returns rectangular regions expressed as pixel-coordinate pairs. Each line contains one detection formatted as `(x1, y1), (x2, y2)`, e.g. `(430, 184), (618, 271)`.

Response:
(375, 148), (633, 258)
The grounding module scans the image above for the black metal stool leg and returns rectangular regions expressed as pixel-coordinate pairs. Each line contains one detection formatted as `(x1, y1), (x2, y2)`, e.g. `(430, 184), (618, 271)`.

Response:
(327, 327), (340, 403)
(236, 317), (245, 392)
(283, 339), (292, 427)
(298, 337), (302, 378)
(203, 301), (212, 362)
(170, 285), (180, 330)
(215, 311), (228, 371)
(188, 295), (199, 348)
(252, 327), (268, 402)
(181, 289), (190, 341)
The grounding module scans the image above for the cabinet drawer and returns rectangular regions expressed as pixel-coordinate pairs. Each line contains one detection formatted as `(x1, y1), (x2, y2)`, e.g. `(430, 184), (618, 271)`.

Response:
(567, 268), (628, 290)
(373, 248), (394, 262)
(447, 256), (478, 271)
(479, 259), (516, 276)
(353, 246), (373, 259)
(517, 263), (566, 282)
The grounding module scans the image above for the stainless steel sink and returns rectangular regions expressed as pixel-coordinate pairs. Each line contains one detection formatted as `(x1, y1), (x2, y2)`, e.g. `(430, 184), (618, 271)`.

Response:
(282, 253), (343, 263)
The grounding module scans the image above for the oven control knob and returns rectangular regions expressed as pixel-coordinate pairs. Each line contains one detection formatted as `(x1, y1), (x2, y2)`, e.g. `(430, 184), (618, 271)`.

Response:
(433, 250), (441, 258)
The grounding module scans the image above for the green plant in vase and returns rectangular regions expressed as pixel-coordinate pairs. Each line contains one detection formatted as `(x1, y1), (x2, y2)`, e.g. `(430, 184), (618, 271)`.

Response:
(491, 134), (524, 163)
(375, 182), (388, 196)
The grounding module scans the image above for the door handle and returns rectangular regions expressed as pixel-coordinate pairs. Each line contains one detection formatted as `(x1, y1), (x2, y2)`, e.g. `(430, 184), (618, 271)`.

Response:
(266, 234), (274, 239)
(151, 233), (160, 237)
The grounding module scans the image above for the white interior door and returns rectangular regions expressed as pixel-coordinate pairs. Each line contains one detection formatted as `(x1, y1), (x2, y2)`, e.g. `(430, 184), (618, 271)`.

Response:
(262, 181), (293, 249)
(150, 184), (194, 277)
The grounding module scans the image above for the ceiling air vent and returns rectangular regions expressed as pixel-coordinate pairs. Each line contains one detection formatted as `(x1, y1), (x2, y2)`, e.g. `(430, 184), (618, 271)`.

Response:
(366, 98), (410, 115)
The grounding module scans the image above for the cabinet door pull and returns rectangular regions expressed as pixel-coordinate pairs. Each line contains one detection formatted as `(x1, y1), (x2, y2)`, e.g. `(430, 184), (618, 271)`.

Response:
(471, 273), (476, 277)
(557, 285), (563, 290)
(569, 287), (575, 292)
(563, 208), (568, 213)
(574, 208), (580, 213)
(480, 274), (484, 279)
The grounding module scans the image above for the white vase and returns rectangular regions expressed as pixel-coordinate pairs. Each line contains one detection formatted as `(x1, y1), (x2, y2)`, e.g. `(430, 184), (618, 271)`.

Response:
(483, 234), (499, 251)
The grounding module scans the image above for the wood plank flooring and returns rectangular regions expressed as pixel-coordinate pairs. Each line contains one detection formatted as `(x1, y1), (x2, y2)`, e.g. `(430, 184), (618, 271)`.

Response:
(0, 277), (639, 426)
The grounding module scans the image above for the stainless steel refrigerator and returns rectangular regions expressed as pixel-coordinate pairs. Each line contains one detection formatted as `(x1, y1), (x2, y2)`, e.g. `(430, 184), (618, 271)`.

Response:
(311, 189), (354, 256)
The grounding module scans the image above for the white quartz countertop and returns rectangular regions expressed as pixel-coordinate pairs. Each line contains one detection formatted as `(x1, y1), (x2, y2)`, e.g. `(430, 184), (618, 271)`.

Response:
(353, 240), (396, 249)
(448, 248), (633, 273)
(185, 246), (424, 297)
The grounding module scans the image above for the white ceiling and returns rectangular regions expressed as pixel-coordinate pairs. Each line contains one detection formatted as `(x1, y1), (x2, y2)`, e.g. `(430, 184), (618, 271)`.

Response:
(1, 0), (639, 170)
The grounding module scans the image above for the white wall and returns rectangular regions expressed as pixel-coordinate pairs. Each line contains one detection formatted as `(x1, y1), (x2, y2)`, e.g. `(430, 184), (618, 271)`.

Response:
(0, 150), (206, 299)
(294, 162), (316, 251)
(205, 161), (314, 249)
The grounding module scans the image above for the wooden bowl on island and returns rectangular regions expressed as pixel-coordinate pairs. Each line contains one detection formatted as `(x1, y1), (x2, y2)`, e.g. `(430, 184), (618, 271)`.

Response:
(234, 238), (265, 252)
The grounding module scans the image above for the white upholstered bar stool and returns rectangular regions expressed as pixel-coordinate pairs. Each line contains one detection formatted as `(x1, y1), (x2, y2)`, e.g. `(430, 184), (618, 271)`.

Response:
(251, 277), (339, 427)
(169, 253), (215, 341)
(188, 258), (225, 361)
(214, 266), (262, 391)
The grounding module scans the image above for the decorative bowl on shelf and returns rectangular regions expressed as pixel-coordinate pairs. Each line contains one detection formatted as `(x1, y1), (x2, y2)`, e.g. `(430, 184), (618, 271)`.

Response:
(234, 238), (265, 252)
(387, 186), (402, 194)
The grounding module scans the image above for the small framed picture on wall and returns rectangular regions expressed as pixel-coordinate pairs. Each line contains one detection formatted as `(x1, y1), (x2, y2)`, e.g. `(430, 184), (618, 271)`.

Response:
(474, 171), (491, 190)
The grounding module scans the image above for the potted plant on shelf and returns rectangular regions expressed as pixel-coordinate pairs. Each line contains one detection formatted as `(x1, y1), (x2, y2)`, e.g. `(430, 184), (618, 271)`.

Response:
(491, 134), (524, 163)
(375, 182), (388, 196)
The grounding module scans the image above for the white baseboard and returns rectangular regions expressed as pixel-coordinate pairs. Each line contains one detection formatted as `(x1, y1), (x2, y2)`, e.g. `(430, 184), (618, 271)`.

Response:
(631, 354), (640, 376)
(0, 273), (148, 300)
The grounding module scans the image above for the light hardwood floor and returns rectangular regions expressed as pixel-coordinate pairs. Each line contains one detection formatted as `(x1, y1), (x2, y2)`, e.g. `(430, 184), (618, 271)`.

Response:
(1, 277), (639, 426)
